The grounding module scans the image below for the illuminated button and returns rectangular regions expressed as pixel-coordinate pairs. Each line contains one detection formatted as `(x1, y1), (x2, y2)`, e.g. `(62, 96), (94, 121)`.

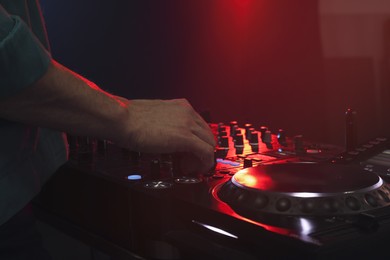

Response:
(127, 174), (142, 181)
(345, 196), (361, 211)
(216, 159), (240, 167)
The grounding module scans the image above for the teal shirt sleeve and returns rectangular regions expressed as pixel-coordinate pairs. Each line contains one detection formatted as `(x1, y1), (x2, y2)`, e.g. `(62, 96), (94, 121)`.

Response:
(0, 4), (51, 99)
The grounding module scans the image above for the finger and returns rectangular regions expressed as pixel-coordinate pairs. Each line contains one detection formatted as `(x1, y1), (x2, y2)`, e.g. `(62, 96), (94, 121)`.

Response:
(191, 124), (216, 148)
(179, 134), (215, 173)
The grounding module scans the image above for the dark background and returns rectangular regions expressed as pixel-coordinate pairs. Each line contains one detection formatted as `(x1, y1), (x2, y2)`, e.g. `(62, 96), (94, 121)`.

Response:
(40, 0), (389, 146)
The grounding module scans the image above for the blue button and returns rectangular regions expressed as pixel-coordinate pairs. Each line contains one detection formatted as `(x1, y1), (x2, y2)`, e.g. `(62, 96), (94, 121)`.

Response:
(127, 174), (142, 180)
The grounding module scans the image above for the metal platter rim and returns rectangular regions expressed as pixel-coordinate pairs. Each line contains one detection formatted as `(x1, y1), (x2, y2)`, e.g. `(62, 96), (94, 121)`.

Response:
(230, 164), (384, 198)
(231, 172), (384, 198)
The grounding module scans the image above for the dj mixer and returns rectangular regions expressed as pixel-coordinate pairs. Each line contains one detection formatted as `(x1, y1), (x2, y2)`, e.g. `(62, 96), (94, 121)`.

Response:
(35, 121), (390, 259)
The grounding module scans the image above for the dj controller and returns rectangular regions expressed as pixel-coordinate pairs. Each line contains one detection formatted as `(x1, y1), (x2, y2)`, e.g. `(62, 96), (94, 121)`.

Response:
(35, 120), (390, 259)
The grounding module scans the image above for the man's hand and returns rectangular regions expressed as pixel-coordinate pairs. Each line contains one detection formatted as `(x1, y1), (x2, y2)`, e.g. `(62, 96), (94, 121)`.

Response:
(119, 98), (216, 173)
(0, 60), (215, 174)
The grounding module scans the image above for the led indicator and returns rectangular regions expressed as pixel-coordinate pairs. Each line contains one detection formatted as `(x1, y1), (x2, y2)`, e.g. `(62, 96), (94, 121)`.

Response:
(127, 174), (142, 181)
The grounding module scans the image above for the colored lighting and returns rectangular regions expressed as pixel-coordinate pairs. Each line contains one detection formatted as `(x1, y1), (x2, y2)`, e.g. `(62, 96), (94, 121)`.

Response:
(299, 218), (313, 235)
(127, 174), (142, 180)
(192, 220), (238, 239)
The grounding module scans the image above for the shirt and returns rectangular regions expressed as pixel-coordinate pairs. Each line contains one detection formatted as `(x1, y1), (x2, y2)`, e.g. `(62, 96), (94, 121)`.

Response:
(0, 0), (68, 225)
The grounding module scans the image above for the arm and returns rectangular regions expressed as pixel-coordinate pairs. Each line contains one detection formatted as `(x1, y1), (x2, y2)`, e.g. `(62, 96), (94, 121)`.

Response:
(0, 5), (214, 172)
(0, 60), (216, 172)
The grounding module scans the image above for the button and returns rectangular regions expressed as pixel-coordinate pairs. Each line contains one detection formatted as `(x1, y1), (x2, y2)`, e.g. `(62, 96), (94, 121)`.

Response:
(127, 174), (142, 181)
(276, 198), (291, 212)
(253, 194), (269, 209)
(345, 196), (361, 211)
(322, 198), (340, 213)
(299, 199), (316, 213)
(364, 193), (378, 207)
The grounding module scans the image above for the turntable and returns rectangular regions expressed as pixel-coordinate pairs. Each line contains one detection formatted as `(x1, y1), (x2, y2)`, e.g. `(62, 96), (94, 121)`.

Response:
(217, 163), (390, 218)
(34, 123), (390, 259)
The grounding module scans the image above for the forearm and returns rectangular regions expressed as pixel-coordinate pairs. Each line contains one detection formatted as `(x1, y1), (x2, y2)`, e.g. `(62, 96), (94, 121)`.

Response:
(0, 60), (129, 143)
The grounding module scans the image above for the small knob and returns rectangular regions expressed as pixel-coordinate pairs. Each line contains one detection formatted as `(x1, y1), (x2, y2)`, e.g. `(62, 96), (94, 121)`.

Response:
(218, 124), (226, 133)
(220, 136), (229, 148)
(231, 125), (239, 137)
(234, 134), (244, 146)
(277, 129), (286, 144)
(244, 123), (253, 139)
(249, 131), (259, 145)
(262, 130), (272, 144)
(260, 126), (268, 142)
(219, 130), (228, 137)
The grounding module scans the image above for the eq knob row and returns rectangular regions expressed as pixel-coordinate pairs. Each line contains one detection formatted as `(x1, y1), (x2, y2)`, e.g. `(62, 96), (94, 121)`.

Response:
(218, 122), (288, 147)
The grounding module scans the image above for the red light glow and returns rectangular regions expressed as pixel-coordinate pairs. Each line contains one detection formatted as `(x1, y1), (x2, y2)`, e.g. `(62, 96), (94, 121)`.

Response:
(233, 169), (274, 190)
(211, 185), (291, 236)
